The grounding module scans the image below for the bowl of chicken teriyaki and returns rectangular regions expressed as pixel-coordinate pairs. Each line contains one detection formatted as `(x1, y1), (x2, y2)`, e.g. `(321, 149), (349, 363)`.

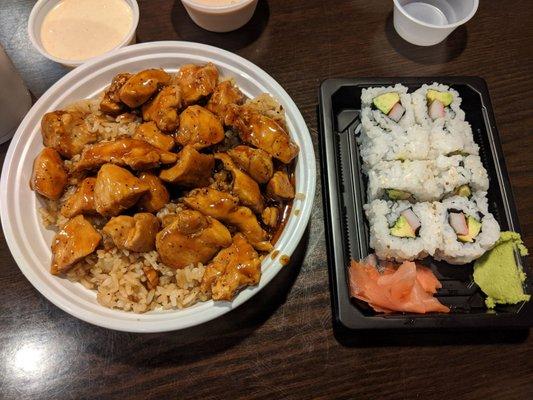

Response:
(1, 42), (315, 331)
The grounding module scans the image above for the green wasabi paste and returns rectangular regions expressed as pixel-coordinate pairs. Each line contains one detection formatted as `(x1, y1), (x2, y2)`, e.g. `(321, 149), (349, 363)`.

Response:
(473, 232), (530, 308)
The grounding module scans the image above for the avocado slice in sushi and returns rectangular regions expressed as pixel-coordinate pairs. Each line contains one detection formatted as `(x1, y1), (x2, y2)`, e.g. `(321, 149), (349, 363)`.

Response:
(386, 189), (413, 201)
(390, 215), (416, 238)
(427, 89), (453, 107)
(457, 216), (482, 243)
(453, 185), (472, 198)
(373, 92), (400, 114)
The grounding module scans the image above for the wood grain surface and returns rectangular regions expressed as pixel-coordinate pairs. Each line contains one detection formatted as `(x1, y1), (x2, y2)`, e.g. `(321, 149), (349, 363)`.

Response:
(0, 1), (532, 399)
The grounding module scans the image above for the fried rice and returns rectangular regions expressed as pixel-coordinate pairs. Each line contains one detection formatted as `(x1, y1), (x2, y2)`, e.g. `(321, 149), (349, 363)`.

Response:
(38, 86), (286, 313)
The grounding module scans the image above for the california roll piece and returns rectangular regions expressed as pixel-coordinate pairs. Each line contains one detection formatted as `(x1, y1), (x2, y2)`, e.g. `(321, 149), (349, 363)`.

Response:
(357, 124), (430, 168)
(361, 84), (416, 131)
(365, 200), (439, 261)
(367, 160), (442, 202)
(412, 83), (465, 128)
(435, 154), (489, 199)
(428, 118), (479, 158)
(435, 193), (500, 264)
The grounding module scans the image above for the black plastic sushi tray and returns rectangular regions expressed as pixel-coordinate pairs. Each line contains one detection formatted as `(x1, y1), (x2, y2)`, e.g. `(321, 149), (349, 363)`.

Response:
(318, 77), (532, 330)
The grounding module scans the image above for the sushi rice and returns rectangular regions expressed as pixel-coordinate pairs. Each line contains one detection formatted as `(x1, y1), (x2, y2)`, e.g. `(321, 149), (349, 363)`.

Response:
(435, 154), (489, 198)
(357, 124), (430, 168)
(367, 160), (441, 202)
(428, 118), (480, 158)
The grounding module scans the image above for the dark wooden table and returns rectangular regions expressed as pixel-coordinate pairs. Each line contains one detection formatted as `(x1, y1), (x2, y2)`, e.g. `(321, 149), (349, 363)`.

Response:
(1, 1), (532, 399)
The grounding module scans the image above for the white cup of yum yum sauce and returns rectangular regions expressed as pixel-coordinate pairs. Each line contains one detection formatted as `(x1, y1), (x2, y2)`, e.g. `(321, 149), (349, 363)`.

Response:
(181, 0), (258, 32)
(28, 0), (139, 68)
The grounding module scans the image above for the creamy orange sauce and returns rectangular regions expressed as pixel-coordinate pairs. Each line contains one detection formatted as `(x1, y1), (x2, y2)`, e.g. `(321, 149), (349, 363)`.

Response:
(40, 0), (133, 61)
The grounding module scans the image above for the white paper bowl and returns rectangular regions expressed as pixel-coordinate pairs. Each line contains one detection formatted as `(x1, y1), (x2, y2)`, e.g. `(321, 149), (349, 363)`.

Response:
(0, 41), (316, 333)
(28, 0), (140, 68)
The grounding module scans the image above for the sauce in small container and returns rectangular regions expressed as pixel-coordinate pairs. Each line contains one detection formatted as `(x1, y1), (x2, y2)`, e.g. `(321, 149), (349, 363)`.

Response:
(181, 0), (258, 32)
(28, 0), (139, 68)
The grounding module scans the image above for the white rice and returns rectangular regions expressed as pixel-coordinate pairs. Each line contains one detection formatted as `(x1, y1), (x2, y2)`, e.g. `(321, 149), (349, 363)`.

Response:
(65, 96), (141, 142)
(245, 93), (286, 127)
(435, 154), (489, 197)
(428, 118), (479, 158)
(367, 160), (442, 202)
(358, 124), (430, 168)
(66, 249), (207, 313)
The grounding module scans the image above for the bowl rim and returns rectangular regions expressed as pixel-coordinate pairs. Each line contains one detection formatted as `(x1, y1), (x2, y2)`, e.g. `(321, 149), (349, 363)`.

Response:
(181, 0), (257, 13)
(0, 41), (316, 332)
(28, 0), (140, 67)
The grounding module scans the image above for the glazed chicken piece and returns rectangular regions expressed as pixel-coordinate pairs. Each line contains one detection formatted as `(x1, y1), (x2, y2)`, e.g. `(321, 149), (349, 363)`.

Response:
(159, 145), (214, 187)
(184, 188), (239, 219)
(175, 105), (225, 149)
(51, 215), (101, 275)
(103, 213), (159, 253)
(225, 105), (299, 164)
(41, 111), (97, 158)
(184, 188), (272, 252)
(215, 152), (264, 214)
(261, 206), (279, 229)
(159, 212), (179, 229)
(175, 63), (219, 105)
(118, 69), (171, 108)
(93, 164), (150, 217)
(60, 177), (97, 218)
(136, 172), (170, 213)
(155, 210), (232, 269)
(134, 122), (175, 151)
(141, 85), (182, 132)
(74, 138), (177, 172)
(100, 73), (132, 115)
(30, 147), (68, 200)
(201, 233), (261, 301)
(266, 171), (295, 201)
(227, 145), (273, 184)
(228, 206), (273, 252)
(206, 80), (244, 120)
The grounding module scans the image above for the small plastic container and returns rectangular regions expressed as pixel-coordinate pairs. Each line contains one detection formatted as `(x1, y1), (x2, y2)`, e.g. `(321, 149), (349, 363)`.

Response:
(393, 0), (478, 46)
(28, 0), (139, 68)
(181, 0), (258, 33)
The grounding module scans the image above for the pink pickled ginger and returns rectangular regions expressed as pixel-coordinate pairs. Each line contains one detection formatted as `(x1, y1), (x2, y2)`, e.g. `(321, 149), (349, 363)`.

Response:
(348, 259), (450, 314)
